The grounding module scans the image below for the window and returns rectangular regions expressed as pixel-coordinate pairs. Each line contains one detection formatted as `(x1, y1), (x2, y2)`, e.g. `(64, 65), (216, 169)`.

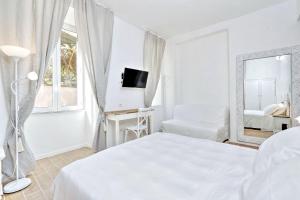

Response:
(34, 7), (83, 113)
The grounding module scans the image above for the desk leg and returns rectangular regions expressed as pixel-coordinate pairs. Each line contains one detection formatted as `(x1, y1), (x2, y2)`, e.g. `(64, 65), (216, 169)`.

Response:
(149, 112), (154, 134)
(105, 118), (110, 148)
(115, 120), (120, 145)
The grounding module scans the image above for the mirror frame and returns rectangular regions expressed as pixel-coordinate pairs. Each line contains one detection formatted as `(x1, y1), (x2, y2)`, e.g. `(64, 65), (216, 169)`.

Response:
(236, 45), (300, 144)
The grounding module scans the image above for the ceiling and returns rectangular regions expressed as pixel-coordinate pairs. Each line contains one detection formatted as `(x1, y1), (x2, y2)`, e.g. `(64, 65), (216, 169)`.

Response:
(97, 0), (287, 38)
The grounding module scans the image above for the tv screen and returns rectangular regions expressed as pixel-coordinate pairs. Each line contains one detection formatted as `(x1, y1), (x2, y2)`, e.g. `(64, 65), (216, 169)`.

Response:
(122, 68), (148, 88)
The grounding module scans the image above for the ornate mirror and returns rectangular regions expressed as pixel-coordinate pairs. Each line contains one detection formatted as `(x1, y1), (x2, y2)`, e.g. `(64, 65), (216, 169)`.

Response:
(236, 46), (300, 144)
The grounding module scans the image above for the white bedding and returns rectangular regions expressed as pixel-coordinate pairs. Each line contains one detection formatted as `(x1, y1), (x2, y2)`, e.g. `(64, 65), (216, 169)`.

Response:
(52, 133), (257, 200)
(244, 110), (274, 131)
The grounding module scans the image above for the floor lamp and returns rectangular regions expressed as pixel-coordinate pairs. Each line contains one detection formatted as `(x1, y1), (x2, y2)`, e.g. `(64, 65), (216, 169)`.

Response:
(0, 45), (38, 193)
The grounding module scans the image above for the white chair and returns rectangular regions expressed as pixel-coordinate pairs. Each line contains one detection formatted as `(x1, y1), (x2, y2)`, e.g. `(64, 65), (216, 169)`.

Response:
(124, 108), (152, 142)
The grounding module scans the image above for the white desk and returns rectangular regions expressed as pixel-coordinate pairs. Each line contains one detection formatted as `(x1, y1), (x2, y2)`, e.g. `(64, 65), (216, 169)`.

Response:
(105, 109), (154, 146)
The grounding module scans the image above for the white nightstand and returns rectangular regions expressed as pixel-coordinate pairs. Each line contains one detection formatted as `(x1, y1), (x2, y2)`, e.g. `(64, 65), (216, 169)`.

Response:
(273, 115), (291, 134)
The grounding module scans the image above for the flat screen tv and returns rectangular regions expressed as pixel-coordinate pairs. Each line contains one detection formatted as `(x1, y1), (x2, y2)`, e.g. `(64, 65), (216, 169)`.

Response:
(122, 68), (148, 88)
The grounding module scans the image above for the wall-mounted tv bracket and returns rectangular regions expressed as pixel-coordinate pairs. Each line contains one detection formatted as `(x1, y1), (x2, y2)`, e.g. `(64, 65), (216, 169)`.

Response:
(121, 72), (124, 85)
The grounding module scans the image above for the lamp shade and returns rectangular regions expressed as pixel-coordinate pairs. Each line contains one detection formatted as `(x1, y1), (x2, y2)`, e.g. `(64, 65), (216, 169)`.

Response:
(295, 116), (300, 124)
(0, 45), (30, 58)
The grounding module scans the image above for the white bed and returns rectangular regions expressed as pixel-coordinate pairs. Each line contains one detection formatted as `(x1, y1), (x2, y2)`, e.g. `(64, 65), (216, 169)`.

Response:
(243, 110), (274, 131)
(52, 133), (257, 200)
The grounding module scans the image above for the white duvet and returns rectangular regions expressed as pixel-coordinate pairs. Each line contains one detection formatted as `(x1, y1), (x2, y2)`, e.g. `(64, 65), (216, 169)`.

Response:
(52, 133), (257, 200)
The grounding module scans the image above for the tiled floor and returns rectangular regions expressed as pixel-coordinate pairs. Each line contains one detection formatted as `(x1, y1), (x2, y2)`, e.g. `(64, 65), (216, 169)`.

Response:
(226, 141), (259, 149)
(3, 148), (94, 200)
(244, 128), (273, 139)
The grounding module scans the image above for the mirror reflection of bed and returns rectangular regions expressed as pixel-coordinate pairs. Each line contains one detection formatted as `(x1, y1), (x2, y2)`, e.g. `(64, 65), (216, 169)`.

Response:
(243, 55), (291, 139)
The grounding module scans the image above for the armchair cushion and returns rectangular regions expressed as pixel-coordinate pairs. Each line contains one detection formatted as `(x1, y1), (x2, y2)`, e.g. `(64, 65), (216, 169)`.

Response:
(162, 104), (229, 142)
(162, 120), (226, 142)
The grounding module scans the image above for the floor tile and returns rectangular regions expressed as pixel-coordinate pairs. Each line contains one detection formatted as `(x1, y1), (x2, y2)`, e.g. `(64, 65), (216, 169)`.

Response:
(3, 148), (93, 200)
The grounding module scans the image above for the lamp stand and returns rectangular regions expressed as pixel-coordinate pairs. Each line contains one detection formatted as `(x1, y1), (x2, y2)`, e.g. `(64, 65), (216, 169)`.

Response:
(3, 58), (32, 194)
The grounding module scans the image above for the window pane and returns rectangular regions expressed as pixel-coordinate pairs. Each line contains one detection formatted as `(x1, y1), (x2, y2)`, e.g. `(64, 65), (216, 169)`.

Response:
(34, 59), (53, 108)
(60, 30), (78, 107)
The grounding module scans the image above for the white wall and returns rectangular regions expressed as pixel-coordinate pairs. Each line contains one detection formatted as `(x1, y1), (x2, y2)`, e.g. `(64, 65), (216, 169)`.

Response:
(85, 17), (149, 147)
(244, 55), (291, 110)
(174, 30), (229, 107)
(24, 112), (87, 159)
(165, 0), (300, 142)
(105, 17), (145, 112)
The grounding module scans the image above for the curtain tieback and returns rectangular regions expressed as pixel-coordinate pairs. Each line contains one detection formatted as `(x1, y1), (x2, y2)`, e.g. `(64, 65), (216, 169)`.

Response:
(96, 112), (107, 132)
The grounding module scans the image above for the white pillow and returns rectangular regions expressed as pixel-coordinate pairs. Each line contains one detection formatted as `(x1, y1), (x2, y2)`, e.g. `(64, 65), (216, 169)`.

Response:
(272, 103), (287, 116)
(263, 104), (279, 115)
(253, 127), (300, 173)
(242, 157), (300, 200)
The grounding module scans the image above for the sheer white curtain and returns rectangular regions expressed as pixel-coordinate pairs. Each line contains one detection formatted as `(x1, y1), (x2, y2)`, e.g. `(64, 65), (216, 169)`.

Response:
(0, 0), (71, 181)
(144, 32), (166, 107)
(74, 0), (114, 152)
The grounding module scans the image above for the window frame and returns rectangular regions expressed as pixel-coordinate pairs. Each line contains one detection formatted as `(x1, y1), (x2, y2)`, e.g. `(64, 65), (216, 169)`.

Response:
(33, 24), (84, 114)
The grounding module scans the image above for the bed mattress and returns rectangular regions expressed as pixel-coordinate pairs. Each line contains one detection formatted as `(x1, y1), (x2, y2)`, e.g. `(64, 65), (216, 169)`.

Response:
(52, 133), (257, 200)
(244, 110), (274, 131)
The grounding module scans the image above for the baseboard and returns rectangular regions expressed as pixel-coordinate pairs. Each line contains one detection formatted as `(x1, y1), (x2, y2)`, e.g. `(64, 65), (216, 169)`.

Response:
(228, 140), (259, 149)
(35, 143), (90, 160)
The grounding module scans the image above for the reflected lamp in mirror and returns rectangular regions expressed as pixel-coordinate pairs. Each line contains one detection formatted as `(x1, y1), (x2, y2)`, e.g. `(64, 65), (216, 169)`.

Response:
(295, 116), (300, 126)
(27, 71), (38, 81)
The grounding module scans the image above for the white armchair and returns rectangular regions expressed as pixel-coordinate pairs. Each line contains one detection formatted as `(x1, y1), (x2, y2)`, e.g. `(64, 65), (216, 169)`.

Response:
(162, 104), (229, 142)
